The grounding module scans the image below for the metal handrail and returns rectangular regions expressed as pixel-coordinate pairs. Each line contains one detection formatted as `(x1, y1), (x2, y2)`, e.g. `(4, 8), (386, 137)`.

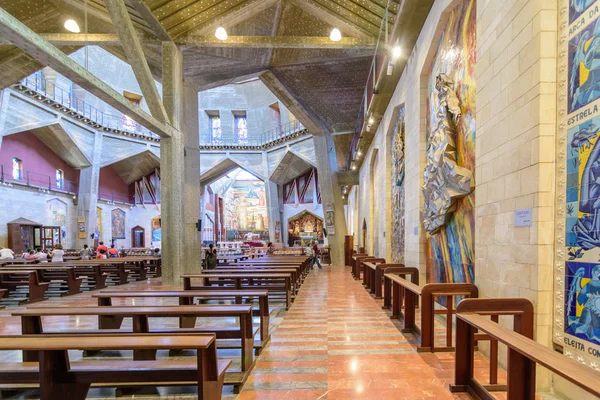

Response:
(200, 119), (306, 146)
(20, 74), (160, 139)
(0, 164), (78, 194)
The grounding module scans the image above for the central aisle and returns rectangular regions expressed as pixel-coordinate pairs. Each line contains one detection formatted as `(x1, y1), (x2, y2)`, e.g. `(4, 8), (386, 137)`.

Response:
(238, 265), (473, 399)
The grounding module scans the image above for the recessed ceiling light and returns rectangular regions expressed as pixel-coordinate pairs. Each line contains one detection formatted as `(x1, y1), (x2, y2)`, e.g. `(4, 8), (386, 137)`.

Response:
(215, 27), (228, 41)
(64, 19), (80, 33)
(330, 28), (342, 42)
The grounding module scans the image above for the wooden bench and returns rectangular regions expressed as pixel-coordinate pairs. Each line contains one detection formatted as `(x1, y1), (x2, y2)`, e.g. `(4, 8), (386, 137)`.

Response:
(93, 290), (270, 346)
(42, 262), (107, 291)
(450, 298), (600, 399)
(14, 305), (254, 371)
(365, 263), (406, 298)
(361, 258), (385, 290)
(383, 266), (419, 311)
(0, 334), (229, 400)
(1, 265), (82, 296)
(383, 270), (478, 352)
(184, 273), (293, 309)
(207, 268), (300, 294)
(351, 254), (370, 279)
(0, 270), (49, 304)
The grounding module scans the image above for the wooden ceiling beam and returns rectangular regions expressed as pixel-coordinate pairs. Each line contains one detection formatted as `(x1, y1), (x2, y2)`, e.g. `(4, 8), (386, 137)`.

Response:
(0, 33), (376, 49)
(289, 0), (378, 38)
(127, 0), (172, 41)
(0, 6), (173, 138)
(103, 0), (169, 123)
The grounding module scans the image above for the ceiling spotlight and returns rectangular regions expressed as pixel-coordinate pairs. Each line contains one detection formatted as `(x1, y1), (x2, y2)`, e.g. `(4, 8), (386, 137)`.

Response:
(64, 19), (80, 33)
(215, 27), (228, 41)
(351, 163), (357, 170)
(357, 150), (362, 156)
(330, 28), (342, 42)
(368, 116), (374, 124)
(392, 45), (402, 60)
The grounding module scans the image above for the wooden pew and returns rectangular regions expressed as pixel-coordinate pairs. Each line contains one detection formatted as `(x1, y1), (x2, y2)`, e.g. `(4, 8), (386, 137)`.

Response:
(0, 334), (229, 400)
(366, 263), (406, 299)
(14, 305), (254, 371)
(1, 265), (82, 296)
(351, 254), (370, 279)
(383, 270), (478, 352)
(42, 262), (107, 291)
(361, 258), (385, 290)
(233, 259), (309, 278)
(93, 290), (271, 346)
(450, 298), (600, 399)
(208, 268), (300, 294)
(0, 270), (49, 304)
(184, 273), (293, 309)
(382, 267), (419, 311)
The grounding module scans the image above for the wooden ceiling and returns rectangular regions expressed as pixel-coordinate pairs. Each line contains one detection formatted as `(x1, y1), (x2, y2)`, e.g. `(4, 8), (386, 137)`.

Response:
(0, 0), (410, 170)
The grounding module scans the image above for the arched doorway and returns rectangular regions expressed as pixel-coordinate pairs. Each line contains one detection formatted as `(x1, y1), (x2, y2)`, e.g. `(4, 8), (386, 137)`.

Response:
(131, 226), (145, 248)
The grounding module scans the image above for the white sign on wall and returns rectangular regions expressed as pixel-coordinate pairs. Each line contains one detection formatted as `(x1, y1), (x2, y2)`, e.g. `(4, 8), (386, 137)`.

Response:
(514, 208), (532, 227)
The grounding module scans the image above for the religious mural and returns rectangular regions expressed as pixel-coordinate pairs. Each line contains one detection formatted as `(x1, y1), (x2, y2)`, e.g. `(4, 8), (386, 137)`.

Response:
(111, 208), (126, 239)
(46, 199), (67, 243)
(95, 207), (102, 241)
(556, 0), (600, 367)
(424, 0), (476, 285)
(391, 105), (406, 264)
(223, 179), (267, 233)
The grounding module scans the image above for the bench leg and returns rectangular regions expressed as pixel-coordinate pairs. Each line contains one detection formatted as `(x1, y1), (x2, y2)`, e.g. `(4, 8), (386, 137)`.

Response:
(39, 350), (90, 400)
(507, 348), (536, 399)
(404, 290), (416, 333)
(450, 318), (474, 393)
(240, 313), (254, 371)
(198, 342), (224, 400)
(260, 296), (270, 342)
(383, 277), (391, 309)
(132, 315), (156, 360)
(391, 281), (400, 319)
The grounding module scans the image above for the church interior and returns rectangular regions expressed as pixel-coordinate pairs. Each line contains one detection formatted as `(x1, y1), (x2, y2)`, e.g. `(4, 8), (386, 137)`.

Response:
(0, 0), (598, 398)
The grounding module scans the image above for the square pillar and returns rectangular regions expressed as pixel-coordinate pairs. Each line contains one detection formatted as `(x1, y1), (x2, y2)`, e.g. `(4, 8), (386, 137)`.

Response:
(313, 134), (347, 265)
(160, 42), (185, 285)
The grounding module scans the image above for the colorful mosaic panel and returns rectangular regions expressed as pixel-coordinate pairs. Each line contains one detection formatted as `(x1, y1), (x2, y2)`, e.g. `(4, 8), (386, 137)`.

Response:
(391, 105), (406, 264)
(424, 0), (476, 285)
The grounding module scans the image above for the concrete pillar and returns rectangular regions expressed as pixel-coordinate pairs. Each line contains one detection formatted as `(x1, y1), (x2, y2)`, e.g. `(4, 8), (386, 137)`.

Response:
(160, 42), (185, 285)
(76, 132), (103, 248)
(312, 134), (347, 265)
(183, 85), (201, 273)
(265, 180), (281, 243)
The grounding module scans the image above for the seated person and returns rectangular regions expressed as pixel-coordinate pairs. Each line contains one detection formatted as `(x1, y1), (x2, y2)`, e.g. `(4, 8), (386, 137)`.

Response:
(0, 247), (15, 260)
(96, 249), (108, 259)
(108, 245), (119, 258)
(24, 250), (39, 260)
(96, 241), (108, 256)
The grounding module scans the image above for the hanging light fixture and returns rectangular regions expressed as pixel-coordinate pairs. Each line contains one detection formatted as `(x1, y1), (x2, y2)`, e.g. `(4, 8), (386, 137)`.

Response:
(329, 28), (342, 42)
(392, 45), (402, 60)
(64, 19), (80, 33)
(215, 27), (228, 41)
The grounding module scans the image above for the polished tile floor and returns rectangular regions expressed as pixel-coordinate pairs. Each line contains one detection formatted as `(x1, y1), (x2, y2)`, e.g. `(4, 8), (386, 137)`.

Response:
(0, 264), (553, 399)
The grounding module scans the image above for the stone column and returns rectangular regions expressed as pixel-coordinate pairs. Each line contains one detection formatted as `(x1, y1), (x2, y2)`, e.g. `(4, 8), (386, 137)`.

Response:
(183, 85), (201, 273)
(160, 42), (185, 285)
(265, 179), (281, 243)
(312, 134), (347, 265)
(76, 132), (103, 248)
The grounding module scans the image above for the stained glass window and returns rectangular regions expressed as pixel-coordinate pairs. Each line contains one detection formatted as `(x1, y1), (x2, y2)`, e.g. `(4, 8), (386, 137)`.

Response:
(235, 115), (248, 144)
(210, 115), (222, 145)
(12, 158), (22, 180)
(56, 169), (63, 189)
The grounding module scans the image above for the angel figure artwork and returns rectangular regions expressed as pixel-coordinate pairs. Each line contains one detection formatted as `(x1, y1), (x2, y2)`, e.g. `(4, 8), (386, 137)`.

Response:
(566, 263), (600, 344)
(570, 18), (600, 112)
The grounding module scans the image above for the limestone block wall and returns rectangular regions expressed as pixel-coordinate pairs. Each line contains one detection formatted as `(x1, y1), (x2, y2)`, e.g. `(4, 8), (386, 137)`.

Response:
(475, 0), (556, 387)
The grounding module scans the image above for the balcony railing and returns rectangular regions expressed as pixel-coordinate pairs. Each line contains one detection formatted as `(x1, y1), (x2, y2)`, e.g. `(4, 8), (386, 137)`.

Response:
(199, 119), (307, 148)
(19, 74), (160, 140)
(0, 165), (78, 194)
(98, 189), (133, 205)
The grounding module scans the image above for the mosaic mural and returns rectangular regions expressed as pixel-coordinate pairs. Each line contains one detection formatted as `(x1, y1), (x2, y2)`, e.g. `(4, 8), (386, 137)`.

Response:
(288, 211), (324, 241)
(556, 0), (600, 366)
(46, 198), (67, 243)
(111, 208), (126, 239)
(424, 0), (476, 285)
(223, 178), (267, 233)
(391, 105), (406, 264)
(95, 207), (102, 241)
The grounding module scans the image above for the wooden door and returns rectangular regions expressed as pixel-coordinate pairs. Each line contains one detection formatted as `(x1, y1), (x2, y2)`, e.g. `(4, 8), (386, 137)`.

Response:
(131, 226), (145, 248)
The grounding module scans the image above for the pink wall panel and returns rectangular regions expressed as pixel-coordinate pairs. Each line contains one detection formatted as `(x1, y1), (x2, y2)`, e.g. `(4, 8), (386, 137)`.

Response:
(0, 131), (79, 188)
(99, 166), (131, 203)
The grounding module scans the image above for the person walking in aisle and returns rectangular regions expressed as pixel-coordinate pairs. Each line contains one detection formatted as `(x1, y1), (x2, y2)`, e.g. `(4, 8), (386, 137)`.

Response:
(205, 244), (217, 270)
(309, 240), (322, 270)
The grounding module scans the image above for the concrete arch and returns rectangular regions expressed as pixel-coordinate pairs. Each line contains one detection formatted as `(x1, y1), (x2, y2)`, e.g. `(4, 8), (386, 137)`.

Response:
(269, 150), (315, 185)
(200, 157), (266, 186)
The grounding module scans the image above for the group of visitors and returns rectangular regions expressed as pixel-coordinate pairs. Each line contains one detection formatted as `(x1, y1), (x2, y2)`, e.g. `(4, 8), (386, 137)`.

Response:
(0, 241), (125, 263)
